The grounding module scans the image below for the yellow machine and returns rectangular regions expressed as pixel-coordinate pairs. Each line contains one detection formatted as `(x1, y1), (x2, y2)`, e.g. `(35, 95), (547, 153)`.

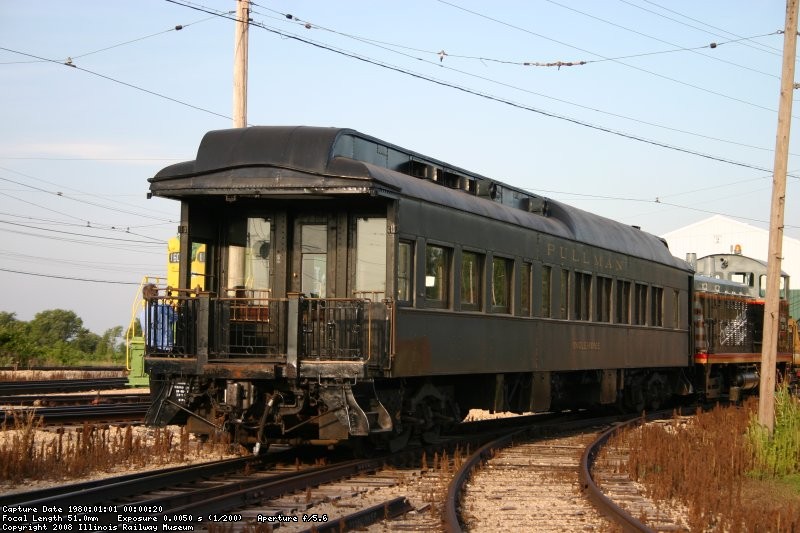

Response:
(167, 237), (206, 291)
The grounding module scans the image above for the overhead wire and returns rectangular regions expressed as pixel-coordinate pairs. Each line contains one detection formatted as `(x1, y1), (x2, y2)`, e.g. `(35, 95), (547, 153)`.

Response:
(542, 0), (780, 79)
(0, 267), (141, 285)
(432, 0), (793, 118)
(626, 0), (784, 57)
(168, 0), (799, 179)
(250, 6), (796, 157)
(0, 46), (235, 123)
(0, 14), (222, 66)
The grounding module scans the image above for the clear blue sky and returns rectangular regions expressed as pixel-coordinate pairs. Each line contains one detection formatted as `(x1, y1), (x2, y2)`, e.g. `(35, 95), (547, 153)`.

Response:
(1, 0), (798, 334)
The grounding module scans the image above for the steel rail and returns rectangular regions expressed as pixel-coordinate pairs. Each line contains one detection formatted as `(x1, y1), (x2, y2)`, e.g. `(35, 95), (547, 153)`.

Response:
(296, 496), (413, 533)
(579, 419), (655, 533)
(442, 431), (518, 533)
(0, 403), (149, 424)
(0, 377), (130, 395)
(0, 392), (150, 406)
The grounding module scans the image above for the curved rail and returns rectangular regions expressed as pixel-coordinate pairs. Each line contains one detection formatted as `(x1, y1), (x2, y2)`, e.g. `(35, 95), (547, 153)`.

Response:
(443, 431), (518, 533)
(579, 418), (655, 533)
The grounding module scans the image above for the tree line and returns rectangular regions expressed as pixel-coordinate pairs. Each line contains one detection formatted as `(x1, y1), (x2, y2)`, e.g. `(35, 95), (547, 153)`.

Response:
(0, 310), (126, 366)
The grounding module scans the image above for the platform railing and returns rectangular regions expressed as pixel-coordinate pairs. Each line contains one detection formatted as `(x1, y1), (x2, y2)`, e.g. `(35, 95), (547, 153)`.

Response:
(144, 291), (392, 366)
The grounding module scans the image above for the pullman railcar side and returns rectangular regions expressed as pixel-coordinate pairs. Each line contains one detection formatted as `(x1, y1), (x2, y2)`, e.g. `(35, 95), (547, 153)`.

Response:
(142, 126), (695, 449)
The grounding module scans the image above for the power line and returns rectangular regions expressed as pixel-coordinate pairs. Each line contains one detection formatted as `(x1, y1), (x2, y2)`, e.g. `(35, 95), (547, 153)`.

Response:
(0, 226), (164, 252)
(255, 4), (776, 70)
(543, 0), (780, 79)
(167, 0), (798, 179)
(0, 267), (140, 285)
(0, 220), (165, 244)
(0, 46), (234, 122)
(625, 0), (783, 57)
(252, 6), (794, 157)
(0, 14), (222, 66)
(0, 170), (176, 223)
(432, 0), (792, 118)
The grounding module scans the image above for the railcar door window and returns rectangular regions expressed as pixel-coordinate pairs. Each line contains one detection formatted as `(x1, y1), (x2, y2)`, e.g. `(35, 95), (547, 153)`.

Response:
(425, 244), (450, 307)
(397, 241), (413, 302)
(244, 218), (272, 295)
(301, 224), (327, 298)
(225, 217), (272, 296)
(355, 217), (386, 299)
(461, 251), (482, 310)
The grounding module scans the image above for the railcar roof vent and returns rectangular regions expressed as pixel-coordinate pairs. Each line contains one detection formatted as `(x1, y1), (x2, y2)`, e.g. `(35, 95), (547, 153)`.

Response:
(403, 159), (434, 179)
(522, 196), (549, 216)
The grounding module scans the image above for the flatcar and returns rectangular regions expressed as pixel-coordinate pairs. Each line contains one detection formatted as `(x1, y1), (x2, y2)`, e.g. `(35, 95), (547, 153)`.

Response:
(141, 126), (783, 450)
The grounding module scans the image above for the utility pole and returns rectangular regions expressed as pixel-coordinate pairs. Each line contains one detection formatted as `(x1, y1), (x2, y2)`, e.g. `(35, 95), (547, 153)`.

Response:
(228, 0), (250, 292)
(759, 0), (798, 433)
(233, 0), (249, 128)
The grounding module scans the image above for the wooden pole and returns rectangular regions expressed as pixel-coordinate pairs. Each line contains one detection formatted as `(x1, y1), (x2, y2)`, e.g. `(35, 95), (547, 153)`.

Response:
(759, 0), (798, 433)
(233, 0), (249, 128)
(228, 0), (250, 292)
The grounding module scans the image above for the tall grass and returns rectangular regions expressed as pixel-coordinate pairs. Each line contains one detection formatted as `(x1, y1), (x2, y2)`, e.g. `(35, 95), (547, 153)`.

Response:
(0, 411), (238, 485)
(747, 386), (800, 479)
(606, 394), (800, 532)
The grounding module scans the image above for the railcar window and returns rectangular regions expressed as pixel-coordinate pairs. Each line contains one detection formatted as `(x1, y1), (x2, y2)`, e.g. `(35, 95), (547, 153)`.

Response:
(397, 241), (413, 302)
(615, 280), (631, 324)
(461, 251), (483, 311)
(521, 262), (532, 316)
(355, 217), (387, 299)
(573, 272), (592, 321)
(633, 283), (648, 325)
(301, 224), (327, 298)
(541, 265), (552, 318)
(425, 244), (450, 307)
(245, 218), (272, 294)
(560, 269), (569, 319)
(595, 276), (612, 322)
(651, 286), (664, 326)
(492, 257), (512, 313)
(673, 289), (681, 328)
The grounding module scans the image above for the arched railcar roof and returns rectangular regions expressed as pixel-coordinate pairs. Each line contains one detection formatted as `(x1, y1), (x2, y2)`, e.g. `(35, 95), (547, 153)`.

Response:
(150, 126), (689, 270)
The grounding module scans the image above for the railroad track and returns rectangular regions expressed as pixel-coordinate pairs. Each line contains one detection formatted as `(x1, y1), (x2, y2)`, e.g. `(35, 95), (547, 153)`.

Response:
(2, 414), (565, 531)
(1, 403), (149, 424)
(0, 411), (697, 531)
(0, 365), (126, 372)
(0, 392), (151, 407)
(441, 410), (700, 533)
(0, 377), (131, 395)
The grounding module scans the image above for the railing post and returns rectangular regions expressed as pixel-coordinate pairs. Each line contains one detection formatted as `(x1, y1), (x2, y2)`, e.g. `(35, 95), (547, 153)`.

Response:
(196, 292), (210, 372)
(286, 293), (301, 378)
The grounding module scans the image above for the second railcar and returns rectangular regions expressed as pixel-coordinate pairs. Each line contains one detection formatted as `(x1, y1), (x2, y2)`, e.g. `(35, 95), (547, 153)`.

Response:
(143, 126), (694, 449)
